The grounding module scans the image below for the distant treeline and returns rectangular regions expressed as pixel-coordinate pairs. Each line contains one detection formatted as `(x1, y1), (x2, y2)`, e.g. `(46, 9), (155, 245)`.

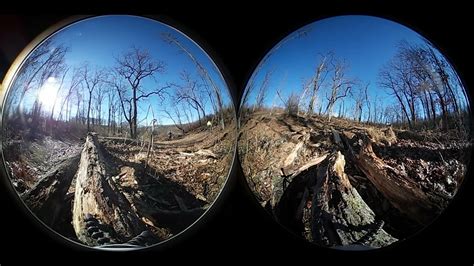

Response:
(241, 40), (470, 136)
(5, 34), (233, 140)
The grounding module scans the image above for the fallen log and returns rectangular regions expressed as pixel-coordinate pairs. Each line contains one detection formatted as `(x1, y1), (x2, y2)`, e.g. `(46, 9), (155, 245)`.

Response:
(275, 151), (396, 248)
(22, 155), (80, 227)
(354, 140), (443, 225)
(72, 133), (146, 246)
(310, 152), (397, 247)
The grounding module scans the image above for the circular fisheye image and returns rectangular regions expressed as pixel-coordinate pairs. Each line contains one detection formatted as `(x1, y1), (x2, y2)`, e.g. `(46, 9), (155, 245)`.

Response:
(1, 15), (236, 250)
(238, 15), (472, 250)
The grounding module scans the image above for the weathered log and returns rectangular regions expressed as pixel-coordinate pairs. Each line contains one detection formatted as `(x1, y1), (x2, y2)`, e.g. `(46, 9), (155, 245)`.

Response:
(72, 133), (146, 246)
(281, 153), (328, 180)
(22, 155), (80, 227)
(354, 140), (442, 225)
(275, 151), (396, 248)
(310, 152), (397, 247)
(282, 142), (304, 168)
(272, 153), (328, 208)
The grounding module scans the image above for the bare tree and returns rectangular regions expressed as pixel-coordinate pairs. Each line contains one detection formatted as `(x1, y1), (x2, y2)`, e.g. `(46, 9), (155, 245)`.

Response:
(254, 70), (272, 111)
(162, 33), (225, 130)
(240, 28), (310, 113)
(114, 47), (167, 139)
(58, 68), (82, 121)
(163, 107), (186, 134)
(80, 64), (105, 132)
(379, 66), (413, 128)
(173, 71), (207, 124)
(297, 78), (312, 116)
(324, 59), (354, 121)
(276, 89), (299, 116)
(353, 83), (368, 123)
(307, 53), (331, 116)
(379, 40), (467, 131)
(425, 45), (460, 130)
(49, 67), (69, 121)
(14, 40), (68, 115)
(364, 83), (372, 123)
(106, 87), (118, 135)
(94, 81), (107, 127)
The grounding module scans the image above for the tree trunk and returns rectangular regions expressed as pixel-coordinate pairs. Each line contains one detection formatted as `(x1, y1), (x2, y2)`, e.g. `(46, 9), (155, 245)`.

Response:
(72, 133), (146, 245)
(310, 152), (397, 247)
(132, 90), (138, 139)
(87, 91), (92, 132)
(275, 152), (397, 248)
(428, 92), (437, 127)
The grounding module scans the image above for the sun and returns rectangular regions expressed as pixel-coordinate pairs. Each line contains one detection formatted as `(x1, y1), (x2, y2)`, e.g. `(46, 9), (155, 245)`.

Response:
(38, 77), (59, 110)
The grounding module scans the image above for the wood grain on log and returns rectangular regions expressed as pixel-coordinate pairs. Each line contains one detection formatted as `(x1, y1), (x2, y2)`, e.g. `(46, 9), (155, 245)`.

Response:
(354, 140), (442, 225)
(72, 133), (146, 246)
(311, 152), (397, 247)
(273, 153), (328, 208)
(275, 151), (396, 248)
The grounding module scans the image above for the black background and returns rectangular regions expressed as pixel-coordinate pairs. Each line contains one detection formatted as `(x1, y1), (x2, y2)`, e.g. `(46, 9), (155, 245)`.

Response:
(0, 1), (472, 264)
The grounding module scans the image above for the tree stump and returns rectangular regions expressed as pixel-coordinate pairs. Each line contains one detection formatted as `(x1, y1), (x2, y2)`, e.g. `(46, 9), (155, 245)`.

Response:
(310, 152), (397, 247)
(275, 151), (397, 248)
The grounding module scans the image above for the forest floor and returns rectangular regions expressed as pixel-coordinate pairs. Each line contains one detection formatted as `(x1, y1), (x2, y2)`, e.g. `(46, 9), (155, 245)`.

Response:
(3, 121), (235, 247)
(238, 110), (472, 248)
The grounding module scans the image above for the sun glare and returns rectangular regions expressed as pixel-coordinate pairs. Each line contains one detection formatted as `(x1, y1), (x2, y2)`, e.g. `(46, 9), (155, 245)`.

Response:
(38, 77), (59, 110)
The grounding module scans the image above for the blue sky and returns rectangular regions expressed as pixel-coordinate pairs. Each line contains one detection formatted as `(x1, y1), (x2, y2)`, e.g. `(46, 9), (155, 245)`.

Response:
(243, 15), (450, 119)
(19, 15), (231, 125)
